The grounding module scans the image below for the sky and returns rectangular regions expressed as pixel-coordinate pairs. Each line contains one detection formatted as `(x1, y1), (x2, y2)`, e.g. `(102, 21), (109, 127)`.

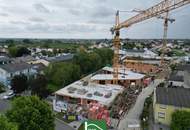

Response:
(0, 0), (189, 39)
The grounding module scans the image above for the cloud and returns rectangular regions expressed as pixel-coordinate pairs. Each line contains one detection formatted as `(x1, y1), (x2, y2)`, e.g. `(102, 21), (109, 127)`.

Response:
(25, 23), (50, 32)
(33, 3), (50, 13)
(28, 17), (45, 22)
(90, 6), (115, 18)
(69, 8), (83, 16)
(9, 21), (29, 25)
(0, 13), (9, 17)
(0, 0), (189, 38)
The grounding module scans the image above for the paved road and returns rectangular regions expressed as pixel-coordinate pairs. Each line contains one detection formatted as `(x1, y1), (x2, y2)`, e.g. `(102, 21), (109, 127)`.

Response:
(118, 79), (164, 130)
(55, 118), (75, 130)
(0, 99), (11, 113)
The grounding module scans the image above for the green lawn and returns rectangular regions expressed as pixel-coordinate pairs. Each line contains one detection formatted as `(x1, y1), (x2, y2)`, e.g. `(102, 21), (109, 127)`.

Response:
(47, 83), (60, 93)
(172, 49), (187, 56)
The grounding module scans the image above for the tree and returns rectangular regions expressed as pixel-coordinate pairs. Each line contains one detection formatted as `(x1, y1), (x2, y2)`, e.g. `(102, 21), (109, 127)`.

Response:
(94, 48), (113, 66)
(42, 42), (50, 48)
(73, 51), (92, 74)
(88, 52), (102, 72)
(11, 74), (28, 94)
(23, 39), (31, 44)
(0, 115), (18, 130)
(30, 74), (50, 98)
(16, 47), (31, 57)
(8, 46), (30, 57)
(6, 39), (14, 45)
(45, 62), (81, 88)
(170, 110), (190, 130)
(53, 48), (58, 55)
(6, 96), (54, 130)
(8, 46), (18, 57)
(123, 42), (136, 49)
(73, 48), (113, 75)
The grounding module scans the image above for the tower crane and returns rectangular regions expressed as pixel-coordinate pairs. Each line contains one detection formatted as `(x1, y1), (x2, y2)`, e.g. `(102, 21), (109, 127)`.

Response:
(158, 12), (175, 65)
(111, 0), (190, 84)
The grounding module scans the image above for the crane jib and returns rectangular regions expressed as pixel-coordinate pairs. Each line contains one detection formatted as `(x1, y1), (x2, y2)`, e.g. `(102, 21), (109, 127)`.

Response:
(117, 0), (190, 30)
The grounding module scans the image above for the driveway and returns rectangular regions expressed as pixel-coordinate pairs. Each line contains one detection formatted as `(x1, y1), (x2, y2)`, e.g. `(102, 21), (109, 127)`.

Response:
(0, 99), (11, 113)
(118, 79), (164, 130)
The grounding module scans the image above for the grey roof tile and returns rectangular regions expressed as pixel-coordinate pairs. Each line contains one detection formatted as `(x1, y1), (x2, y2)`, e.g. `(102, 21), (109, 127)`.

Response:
(0, 62), (32, 73)
(156, 87), (190, 108)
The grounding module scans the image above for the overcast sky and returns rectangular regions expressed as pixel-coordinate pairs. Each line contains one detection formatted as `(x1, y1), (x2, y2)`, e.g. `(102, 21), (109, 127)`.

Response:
(0, 0), (189, 39)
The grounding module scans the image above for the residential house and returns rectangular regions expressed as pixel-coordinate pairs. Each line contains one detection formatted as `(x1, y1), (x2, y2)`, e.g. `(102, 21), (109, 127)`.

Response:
(173, 64), (190, 88)
(168, 73), (184, 87)
(13, 55), (36, 64)
(32, 63), (46, 74)
(42, 54), (74, 66)
(121, 49), (158, 61)
(153, 87), (190, 126)
(46, 53), (74, 62)
(0, 56), (12, 65)
(0, 62), (35, 87)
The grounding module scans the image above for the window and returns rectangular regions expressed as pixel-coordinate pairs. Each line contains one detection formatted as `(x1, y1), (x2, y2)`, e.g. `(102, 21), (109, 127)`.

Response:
(99, 80), (105, 85)
(87, 100), (91, 104)
(158, 112), (165, 119)
(159, 105), (167, 109)
(111, 81), (113, 84)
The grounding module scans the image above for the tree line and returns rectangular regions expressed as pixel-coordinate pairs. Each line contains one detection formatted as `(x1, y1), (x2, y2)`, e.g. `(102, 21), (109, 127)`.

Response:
(45, 48), (113, 92)
(10, 48), (113, 97)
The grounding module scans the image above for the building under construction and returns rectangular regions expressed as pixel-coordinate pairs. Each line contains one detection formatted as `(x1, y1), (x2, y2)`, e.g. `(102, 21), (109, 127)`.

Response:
(91, 66), (145, 87)
(123, 59), (161, 74)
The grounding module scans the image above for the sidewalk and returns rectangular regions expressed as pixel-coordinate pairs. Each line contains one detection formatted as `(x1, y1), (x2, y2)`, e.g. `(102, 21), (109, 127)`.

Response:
(68, 121), (82, 130)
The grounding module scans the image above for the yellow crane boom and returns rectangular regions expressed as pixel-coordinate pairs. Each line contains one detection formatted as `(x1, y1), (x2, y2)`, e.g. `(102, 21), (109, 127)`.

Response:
(111, 0), (190, 84)
(113, 0), (190, 30)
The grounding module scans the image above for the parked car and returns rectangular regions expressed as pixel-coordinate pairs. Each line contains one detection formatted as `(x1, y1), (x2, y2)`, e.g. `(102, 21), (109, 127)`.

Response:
(3, 91), (15, 99)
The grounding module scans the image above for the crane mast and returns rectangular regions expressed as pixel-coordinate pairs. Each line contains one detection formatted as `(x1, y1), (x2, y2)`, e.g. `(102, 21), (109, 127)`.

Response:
(113, 11), (120, 84)
(160, 11), (175, 65)
(161, 11), (169, 65)
(111, 0), (190, 84)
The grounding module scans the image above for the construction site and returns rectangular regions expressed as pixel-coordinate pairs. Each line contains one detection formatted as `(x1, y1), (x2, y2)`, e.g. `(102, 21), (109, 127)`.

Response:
(53, 0), (190, 129)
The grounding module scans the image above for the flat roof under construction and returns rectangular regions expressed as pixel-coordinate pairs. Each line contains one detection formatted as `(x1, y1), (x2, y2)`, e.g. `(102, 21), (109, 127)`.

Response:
(91, 66), (145, 80)
(55, 81), (124, 106)
(91, 73), (144, 80)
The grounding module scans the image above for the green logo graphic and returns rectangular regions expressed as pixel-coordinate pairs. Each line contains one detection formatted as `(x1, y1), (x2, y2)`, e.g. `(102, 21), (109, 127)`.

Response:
(84, 120), (107, 130)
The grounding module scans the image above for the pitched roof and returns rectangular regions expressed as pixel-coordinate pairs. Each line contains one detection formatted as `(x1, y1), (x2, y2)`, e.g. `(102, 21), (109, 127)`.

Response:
(46, 54), (74, 62)
(0, 56), (11, 62)
(169, 73), (184, 82)
(13, 56), (36, 63)
(32, 63), (45, 72)
(156, 87), (190, 108)
(0, 62), (32, 73)
(125, 49), (145, 53)
(176, 64), (190, 72)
